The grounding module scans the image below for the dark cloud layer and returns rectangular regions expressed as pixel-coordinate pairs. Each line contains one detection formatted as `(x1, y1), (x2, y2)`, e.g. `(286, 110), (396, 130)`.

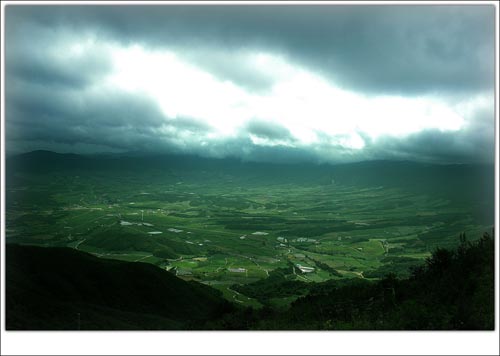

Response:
(6, 79), (168, 151)
(7, 5), (494, 95)
(245, 119), (295, 142)
(4, 4), (496, 164)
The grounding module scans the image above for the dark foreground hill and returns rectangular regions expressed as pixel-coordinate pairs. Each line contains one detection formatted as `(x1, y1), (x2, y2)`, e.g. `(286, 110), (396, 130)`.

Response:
(6, 244), (233, 330)
(288, 232), (495, 330)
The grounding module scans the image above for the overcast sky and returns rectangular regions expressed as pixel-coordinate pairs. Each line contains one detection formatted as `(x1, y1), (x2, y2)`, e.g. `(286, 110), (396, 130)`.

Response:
(4, 4), (496, 164)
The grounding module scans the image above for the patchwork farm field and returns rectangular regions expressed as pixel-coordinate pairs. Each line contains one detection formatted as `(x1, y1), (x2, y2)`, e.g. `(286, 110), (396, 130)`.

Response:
(5, 154), (494, 307)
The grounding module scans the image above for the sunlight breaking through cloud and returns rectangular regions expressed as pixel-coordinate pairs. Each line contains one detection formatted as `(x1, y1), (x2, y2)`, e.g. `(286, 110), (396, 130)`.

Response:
(106, 44), (469, 151)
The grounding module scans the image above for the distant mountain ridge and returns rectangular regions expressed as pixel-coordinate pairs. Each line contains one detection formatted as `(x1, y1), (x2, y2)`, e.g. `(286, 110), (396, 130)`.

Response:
(6, 150), (494, 224)
(7, 149), (494, 171)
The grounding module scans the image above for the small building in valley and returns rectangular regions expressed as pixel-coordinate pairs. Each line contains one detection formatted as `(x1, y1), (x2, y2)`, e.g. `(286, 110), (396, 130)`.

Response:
(296, 264), (315, 273)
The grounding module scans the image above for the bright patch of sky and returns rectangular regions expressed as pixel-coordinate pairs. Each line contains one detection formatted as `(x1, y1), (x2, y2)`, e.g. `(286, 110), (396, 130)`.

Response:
(106, 44), (473, 150)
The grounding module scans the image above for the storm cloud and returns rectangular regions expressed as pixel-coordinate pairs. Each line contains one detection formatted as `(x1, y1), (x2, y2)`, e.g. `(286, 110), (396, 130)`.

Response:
(4, 4), (496, 163)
